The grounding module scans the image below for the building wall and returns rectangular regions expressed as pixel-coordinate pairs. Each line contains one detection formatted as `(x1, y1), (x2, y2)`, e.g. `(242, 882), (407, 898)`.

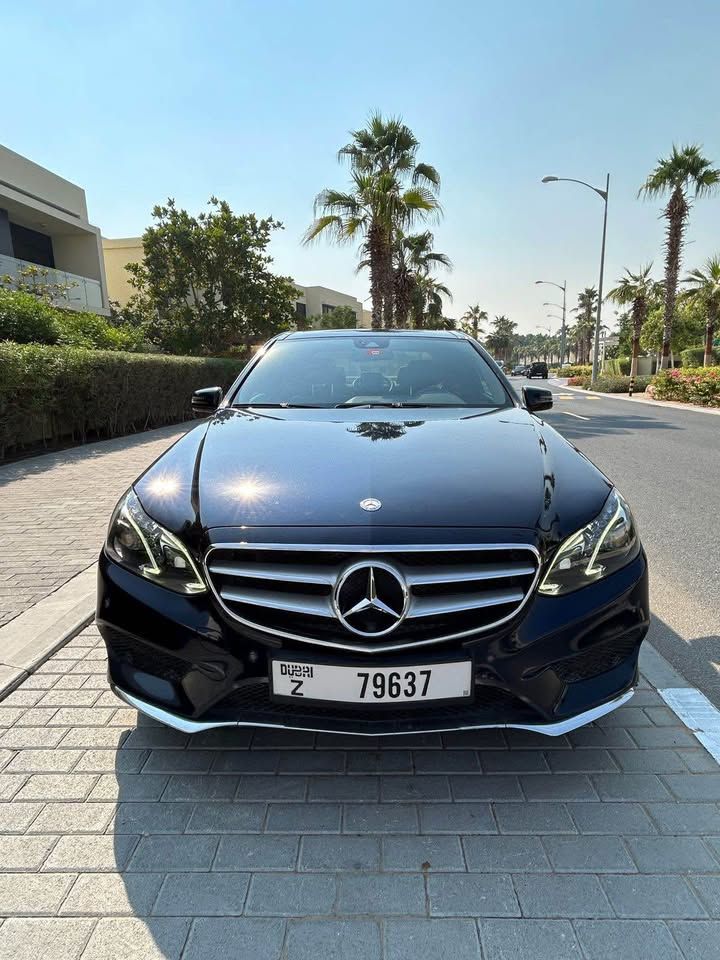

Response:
(0, 144), (88, 220)
(102, 237), (144, 306)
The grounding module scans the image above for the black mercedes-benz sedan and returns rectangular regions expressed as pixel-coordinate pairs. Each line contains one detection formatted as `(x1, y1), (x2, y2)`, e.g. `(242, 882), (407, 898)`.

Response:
(97, 329), (649, 736)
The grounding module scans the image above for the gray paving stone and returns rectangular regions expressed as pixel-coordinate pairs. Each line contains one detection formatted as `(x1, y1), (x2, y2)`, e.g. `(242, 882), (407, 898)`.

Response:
(343, 803), (418, 834)
(450, 774), (522, 801)
(112, 801), (194, 834)
(0, 727), (67, 749)
(87, 773), (168, 802)
(211, 750), (279, 773)
(505, 730), (571, 750)
(74, 749), (148, 774)
(265, 802), (341, 834)
(545, 749), (618, 773)
(493, 802), (576, 834)
(60, 873), (164, 916)
(121, 727), (188, 750)
(462, 835), (550, 872)
(251, 729), (315, 749)
(690, 876), (720, 917)
(60, 728), (130, 749)
(287, 919), (381, 960)
(568, 727), (637, 749)
(153, 872), (250, 916)
(15, 773), (98, 801)
(44, 834), (138, 872)
(346, 750), (412, 774)
(610, 748), (688, 773)
(677, 749), (720, 773)
(161, 774), (238, 801)
(601, 874), (707, 918)
(628, 836), (720, 873)
(185, 802), (265, 834)
(382, 836), (465, 871)
(278, 751), (345, 774)
(183, 918), (285, 960)
(215, 835), (299, 871)
(0, 918), (95, 960)
(6, 749), (83, 773)
(235, 774), (307, 801)
(429, 873), (519, 917)
(0, 872), (75, 915)
(126, 834), (217, 871)
(414, 750), (480, 773)
(591, 773), (671, 801)
(246, 874), (336, 916)
(479, 750), (548, 773)
(337, 874), (425, 915)
(542, 836), (636, 872)
(81, 917), (191, 959)
(385, 919), (481, 960)
(141, 749), (215, 773)
(662, 774), (720, 801)
(520, 774), (598, 801)
(512, 874), (613, 918)
(0, 834), (57, 870)
(308, 775), (379, 802)
(419, 802), (496, 834)
(187, 728), (253, 750)
(28, 802), (114, 834)
(574, 919), (683, 960)
(598, 706), (653, 727)
(645, 802), (720, 835)
(0, 773), (27, 799)
(479, 918), (581, 959)
(299, 835), (380, 871)
(629, 726), (698, 748)
(566, 801), (657, 835)
(380, 775), (451, 802)
(669, 920), (720, 960)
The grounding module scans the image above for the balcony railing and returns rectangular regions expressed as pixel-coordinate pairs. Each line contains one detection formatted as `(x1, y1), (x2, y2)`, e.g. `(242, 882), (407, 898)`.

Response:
(0, 254), (105, 312)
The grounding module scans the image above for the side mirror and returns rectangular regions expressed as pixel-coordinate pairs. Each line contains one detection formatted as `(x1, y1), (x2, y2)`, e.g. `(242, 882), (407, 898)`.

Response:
(523, 385), (553, 414)
(191, 386), (223, 418)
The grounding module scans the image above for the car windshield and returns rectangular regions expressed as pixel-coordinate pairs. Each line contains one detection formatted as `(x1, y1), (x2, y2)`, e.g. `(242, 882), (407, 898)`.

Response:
(231, 335), (510, 408)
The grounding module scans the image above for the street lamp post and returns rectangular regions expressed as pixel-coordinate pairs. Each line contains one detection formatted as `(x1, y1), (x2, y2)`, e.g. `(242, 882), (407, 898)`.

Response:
(535, 280), (567, 364)
(541, 174), (610, 385)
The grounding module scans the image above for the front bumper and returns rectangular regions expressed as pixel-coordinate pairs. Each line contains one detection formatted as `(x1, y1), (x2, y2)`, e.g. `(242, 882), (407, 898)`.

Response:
(97, 549), (649, 736)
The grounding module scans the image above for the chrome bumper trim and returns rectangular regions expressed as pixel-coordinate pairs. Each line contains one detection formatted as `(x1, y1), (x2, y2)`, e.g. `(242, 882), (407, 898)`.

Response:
(112, 685), (634, 738)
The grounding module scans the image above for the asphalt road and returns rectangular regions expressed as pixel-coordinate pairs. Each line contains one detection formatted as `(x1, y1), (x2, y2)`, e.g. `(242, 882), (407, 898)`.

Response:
(508, 376), (720, 708)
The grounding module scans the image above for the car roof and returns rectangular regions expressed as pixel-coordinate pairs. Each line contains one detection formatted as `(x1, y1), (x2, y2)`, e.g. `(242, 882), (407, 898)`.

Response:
(279, 328), (466, 341)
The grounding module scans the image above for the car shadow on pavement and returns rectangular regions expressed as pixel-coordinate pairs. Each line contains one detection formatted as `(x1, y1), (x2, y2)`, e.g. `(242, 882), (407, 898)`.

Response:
(108, 663), (720, 959)
(543, 409), (683, 442)
(648, 613), (720, 707)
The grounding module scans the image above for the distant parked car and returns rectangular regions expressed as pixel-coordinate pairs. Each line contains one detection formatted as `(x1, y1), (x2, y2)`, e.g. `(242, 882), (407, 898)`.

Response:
(527, 361), (548, 379)
(512, 364), (527, 376)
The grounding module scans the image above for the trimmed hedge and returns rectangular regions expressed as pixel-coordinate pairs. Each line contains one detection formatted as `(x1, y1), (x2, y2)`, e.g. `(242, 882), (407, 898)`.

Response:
(650, 366), (720, 407)
(0, 343), (248, 459)
(680, 346), (720, 367)
(592, 375), (650, 394)
(551, 364), (592, 378)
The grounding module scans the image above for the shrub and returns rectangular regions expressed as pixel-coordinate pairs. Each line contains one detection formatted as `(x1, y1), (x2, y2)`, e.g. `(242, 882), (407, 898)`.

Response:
(650, 367), (720, 407)
(54, 310), (147, 352)
(680, 346), (720, 367)
(0, 289), (59, 343)
(551, 364), (592, 378)
(591, 375), (650, 394)
(603, 357), (631, 376)
(0, 343), (248, 459)
(567, 375), (590, 387)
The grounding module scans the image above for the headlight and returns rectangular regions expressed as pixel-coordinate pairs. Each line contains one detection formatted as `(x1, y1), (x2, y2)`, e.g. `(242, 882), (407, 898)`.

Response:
(105, 489), (206, 595)
(539, 489), (638, 596)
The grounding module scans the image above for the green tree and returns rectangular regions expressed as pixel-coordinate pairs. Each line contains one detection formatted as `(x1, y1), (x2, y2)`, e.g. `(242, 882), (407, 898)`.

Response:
(309, 305), (360, 329)
(640, 298), (705, 359)
(485, 314), (517, 362)
(304, 113), (441, 328)
(392, 231), (452, 328)
(459, 305), (488, 340)
(607, 265), (662, 377)
(681, 255), (720, 366)
(639, 144), (720, 367)
(571, 287), (598, 364)
(126, 198), (297, 355)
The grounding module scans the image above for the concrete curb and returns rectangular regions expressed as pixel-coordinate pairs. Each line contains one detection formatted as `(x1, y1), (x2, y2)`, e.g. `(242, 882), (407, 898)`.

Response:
(551, 379), (720, 415)
(0, 564), (97, 700)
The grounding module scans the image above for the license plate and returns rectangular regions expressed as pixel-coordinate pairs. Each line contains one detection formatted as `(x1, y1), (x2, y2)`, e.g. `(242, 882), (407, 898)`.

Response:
(271, 659), (473, 705)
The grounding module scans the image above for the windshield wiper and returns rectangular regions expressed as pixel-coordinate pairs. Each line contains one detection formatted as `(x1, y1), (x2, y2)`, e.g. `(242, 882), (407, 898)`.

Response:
(232, 402), (328, 409)
(335, 401), (404, 408)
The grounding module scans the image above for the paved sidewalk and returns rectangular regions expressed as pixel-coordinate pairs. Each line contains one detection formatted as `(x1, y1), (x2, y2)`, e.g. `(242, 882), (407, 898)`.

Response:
(0, 625), (718, 959)
(0, 425), (192, 627)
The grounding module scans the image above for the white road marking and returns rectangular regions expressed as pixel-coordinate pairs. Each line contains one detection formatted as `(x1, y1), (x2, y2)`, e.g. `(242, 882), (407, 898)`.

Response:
(559, 410), (591, 421)
(659, 688), (720, 765)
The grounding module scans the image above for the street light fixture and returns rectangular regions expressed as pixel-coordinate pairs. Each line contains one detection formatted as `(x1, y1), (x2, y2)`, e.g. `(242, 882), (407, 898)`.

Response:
(541, 174), (610, 384)
(535, 280), (567, 364)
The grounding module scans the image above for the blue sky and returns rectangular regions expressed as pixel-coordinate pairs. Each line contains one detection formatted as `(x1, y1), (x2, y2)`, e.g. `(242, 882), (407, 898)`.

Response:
(4, 0), (720, 333)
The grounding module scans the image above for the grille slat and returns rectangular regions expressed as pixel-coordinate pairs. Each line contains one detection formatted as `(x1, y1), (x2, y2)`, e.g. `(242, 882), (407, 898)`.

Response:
(206, 542), (540, 653)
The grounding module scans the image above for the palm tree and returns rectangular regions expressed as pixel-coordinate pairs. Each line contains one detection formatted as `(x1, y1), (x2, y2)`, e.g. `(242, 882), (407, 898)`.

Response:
(460, 305), (488, 340)
(307, 113), (441, 328)
(639, 144), (720, 368)
(607, 265), (661, 377)
(392, 231), (451, 328)
(573, 287), (598, 364)
(411, 274), (452, 328)
(485, 315), (517, 363)
(305, 168), (438, 329)
(682, 255), (720, 366)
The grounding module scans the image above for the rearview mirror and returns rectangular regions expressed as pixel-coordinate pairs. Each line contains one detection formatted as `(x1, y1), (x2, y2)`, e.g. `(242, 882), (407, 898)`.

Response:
(191, 386), (223, 418)
(522, 386), (553, 414)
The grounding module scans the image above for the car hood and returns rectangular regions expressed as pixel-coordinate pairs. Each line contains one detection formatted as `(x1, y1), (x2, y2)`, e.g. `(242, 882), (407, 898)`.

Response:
(134, 406), (611, 544)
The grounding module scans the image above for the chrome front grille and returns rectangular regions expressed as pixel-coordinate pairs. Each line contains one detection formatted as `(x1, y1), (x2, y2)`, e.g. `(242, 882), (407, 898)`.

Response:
(205, 543), (540, 653)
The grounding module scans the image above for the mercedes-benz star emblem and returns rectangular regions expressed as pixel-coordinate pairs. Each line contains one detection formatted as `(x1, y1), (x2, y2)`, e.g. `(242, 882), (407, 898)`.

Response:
(359, 498), (382, 512)
(333, 562), (409, 637)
